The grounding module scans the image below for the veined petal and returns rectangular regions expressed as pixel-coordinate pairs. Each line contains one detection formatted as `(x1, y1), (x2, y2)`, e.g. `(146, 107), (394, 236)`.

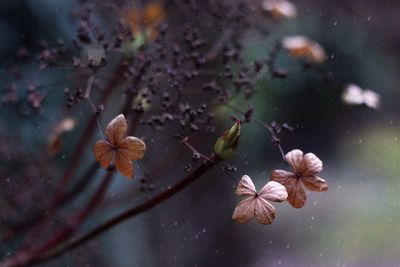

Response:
(259, 181), (288, 202)
(285, 149), (304, 173)
(270, 170), (296, 184)
(105, 114), (128, 145)
(119, 136), (146, 160)
(254, 197), (276, 225)
(287, 179), (307, 208)
(302, 175), (328, 192)
(301, 153), (323, 176)
(235, 175), (256, 197)
(232, 197), (256, 224)
(115, 150), (134, 178)
(93, 141), (113, 168)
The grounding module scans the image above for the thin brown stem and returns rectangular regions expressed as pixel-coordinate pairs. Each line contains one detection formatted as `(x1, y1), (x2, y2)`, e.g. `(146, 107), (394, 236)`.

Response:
(31, 154), (220, 266)
(1, 162), (98, 242)
(17, 60), (128, 251)
(224, 104), (287, 162)
(1, 169), (115, 267)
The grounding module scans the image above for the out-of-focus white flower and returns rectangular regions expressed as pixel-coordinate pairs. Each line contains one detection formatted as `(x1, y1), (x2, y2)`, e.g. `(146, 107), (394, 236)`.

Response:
(261, 0), (297, 19)
(281, 35), (325, 64)
(342, 83), (381, 110)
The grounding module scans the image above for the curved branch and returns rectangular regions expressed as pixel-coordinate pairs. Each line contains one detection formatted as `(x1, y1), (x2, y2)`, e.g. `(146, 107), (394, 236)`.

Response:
(31, 154), (220, 266)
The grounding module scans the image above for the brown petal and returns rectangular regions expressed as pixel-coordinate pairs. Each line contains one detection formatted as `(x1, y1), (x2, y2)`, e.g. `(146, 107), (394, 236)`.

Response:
(302, 175), (328, 192)
(105, 114), (127, 146)
(258, 181), (288, 202)
(287, 179), (307, 208)
(270, 170), (296, 184)
(232, 197), (256, 224)
(115, 150), (134, 178)
(301, 153), (323, 176)
(93, 141), (113, 168)
(235, 175), (256, 197)
(254, 197), (276, 225)
(119, 136), (146, 160)
(285, 149), (304, 173)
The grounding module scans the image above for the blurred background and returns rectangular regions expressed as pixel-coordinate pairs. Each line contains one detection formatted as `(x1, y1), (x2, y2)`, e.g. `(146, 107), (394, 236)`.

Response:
(1, 0), (400, 266)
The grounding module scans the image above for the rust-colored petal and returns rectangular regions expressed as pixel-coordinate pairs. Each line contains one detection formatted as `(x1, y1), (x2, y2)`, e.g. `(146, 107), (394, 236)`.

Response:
(143, 2), (165, 26)
(301, 153), (323, 176)
(302, 175), (328, 192)
(254, 197), (276, 225)
(232, 197), (256, 224)
(115, 150), (134, 178)
(235, 175), (256, 197)
(286, 179), (307, 208)
(93, 141), (113, 168)
(259, 181), (288, 202)
(105, 114), (127, 146)
(119, 136), (146, 160)
(285, 149), (304, 173)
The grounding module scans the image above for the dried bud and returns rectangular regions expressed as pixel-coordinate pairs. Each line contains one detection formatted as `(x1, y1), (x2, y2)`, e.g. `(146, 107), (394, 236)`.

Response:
(213, 121), (241, 160)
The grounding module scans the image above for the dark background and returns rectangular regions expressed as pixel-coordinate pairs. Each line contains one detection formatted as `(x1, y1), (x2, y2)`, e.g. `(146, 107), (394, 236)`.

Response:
(1, 0), (400, 266)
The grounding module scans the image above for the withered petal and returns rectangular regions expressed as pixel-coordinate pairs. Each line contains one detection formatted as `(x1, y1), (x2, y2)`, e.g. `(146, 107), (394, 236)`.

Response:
(232, 197), (256, 224)
(301, 153), (323, 176)
(119, 136), (146, 160)
(115, 150), (134, 178)
(287, 179), (307, 208)
(258, 181), (288, 202)
(254, 197), (276, 225)
(270, 169), (296, 184)
(93, 141), (113, 168)
(302, 175), (328, 192)
(235, 175), (256, 197)
(105, 114), (128, 146)
(285, 149), (304, 173)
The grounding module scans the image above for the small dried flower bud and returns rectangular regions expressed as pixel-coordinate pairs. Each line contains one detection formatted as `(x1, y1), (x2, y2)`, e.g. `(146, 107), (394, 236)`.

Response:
(213, 121), (241, 160)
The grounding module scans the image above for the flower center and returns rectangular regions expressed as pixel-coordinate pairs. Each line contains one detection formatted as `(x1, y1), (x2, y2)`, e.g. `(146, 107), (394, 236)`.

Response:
(295, 172), (302, 179)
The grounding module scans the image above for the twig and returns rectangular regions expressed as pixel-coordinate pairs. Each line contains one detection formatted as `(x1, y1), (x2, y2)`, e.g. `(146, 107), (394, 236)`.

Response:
(2, 169), (115, 267)
(0, 162), (98, 242)
(30, 154), (220, 265)
(225, 104), (287, 162)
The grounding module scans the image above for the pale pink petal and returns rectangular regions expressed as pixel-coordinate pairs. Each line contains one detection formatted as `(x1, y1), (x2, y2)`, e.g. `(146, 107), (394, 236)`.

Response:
(258, 181), (288, 202)
(285, 149), (304, 173)
(363, 89), (380, 110)
(235, 175), (256, 197)
(302, 175), (328, 192)
(232, 197), (256, 224)
(254, 197), (276, 225)
(105, 114), (127, 145)
(342, 84), (364, 105)
(119, 136), (146, 160)
(301, 153), (323, 176)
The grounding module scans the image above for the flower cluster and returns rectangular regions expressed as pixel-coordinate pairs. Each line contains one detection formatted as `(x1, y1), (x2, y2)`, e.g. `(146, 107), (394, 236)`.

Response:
(233, 149), (328, 224)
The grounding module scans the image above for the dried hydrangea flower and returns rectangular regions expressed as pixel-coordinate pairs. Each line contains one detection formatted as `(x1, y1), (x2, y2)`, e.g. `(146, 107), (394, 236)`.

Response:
(93, 114), (146, 178)
(232, 175), (287, 225)
(281, 36), (325, 64)
(124, 2), (165, 42)
(47, 117), (76, 156)
(270, 149), (328, 208)
(342, 83), (381, 110)
(261, 0), (297, 19)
